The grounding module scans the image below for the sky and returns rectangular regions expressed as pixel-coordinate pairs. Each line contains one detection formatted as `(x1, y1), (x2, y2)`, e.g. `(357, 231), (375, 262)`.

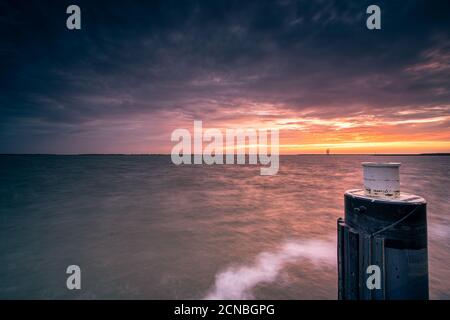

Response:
(0, 0), (449, 154)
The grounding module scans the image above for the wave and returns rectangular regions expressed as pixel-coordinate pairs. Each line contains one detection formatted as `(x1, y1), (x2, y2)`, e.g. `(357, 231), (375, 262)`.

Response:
(204, 239), (335, 300)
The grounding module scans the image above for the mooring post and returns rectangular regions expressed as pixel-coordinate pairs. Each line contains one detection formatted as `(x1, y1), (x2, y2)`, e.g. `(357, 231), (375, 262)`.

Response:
(338, 162), (429, 300)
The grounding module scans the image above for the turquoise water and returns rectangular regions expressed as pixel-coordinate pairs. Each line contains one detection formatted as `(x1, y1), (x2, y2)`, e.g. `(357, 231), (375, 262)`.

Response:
(0, 155), (449, 299)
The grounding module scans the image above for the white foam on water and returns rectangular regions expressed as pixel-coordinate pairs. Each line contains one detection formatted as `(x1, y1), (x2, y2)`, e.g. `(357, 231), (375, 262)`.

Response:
(204, 239), (335, 300)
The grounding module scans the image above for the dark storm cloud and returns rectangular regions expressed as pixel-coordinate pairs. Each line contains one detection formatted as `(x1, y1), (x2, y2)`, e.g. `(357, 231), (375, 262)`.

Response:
(0, 0), (449, 152)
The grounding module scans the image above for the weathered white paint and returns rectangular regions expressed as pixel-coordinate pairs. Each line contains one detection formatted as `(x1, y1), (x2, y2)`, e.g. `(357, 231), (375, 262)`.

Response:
(345, 189), (426, 204)
(362, 162), (401, 198)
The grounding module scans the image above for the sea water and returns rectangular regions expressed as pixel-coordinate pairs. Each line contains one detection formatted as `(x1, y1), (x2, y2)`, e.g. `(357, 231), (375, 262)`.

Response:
(0, 155), (449, 299)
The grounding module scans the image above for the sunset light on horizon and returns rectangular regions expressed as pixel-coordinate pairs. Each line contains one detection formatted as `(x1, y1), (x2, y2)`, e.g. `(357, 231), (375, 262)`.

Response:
(163, 103), (450, 155)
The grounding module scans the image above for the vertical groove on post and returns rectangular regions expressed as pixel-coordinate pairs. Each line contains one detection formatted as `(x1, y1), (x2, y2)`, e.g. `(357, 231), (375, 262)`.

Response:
(358, 233), (371, 300)
(372, 236), (386, 300)
(344, 227), (359, 300)
(337, 218), (345, 299)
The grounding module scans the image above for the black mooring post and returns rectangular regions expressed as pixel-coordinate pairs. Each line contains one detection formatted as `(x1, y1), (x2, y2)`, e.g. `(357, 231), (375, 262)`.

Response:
(338, 163), (429, 300)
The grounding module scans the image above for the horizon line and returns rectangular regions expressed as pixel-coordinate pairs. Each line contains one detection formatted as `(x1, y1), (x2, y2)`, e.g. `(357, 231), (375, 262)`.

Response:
(1, 153), (449, 156)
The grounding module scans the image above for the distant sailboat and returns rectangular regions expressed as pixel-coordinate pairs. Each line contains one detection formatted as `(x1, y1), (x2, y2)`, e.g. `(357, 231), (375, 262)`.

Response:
(326, 148), (330, 155)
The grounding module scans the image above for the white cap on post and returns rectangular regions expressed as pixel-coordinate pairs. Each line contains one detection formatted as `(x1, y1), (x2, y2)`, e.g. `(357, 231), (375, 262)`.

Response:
(362, 162), (401, 198)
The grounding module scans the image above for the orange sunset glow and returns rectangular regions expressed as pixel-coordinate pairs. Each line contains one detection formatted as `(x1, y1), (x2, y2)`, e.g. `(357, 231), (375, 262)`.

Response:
(163, 103), (450, 155)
